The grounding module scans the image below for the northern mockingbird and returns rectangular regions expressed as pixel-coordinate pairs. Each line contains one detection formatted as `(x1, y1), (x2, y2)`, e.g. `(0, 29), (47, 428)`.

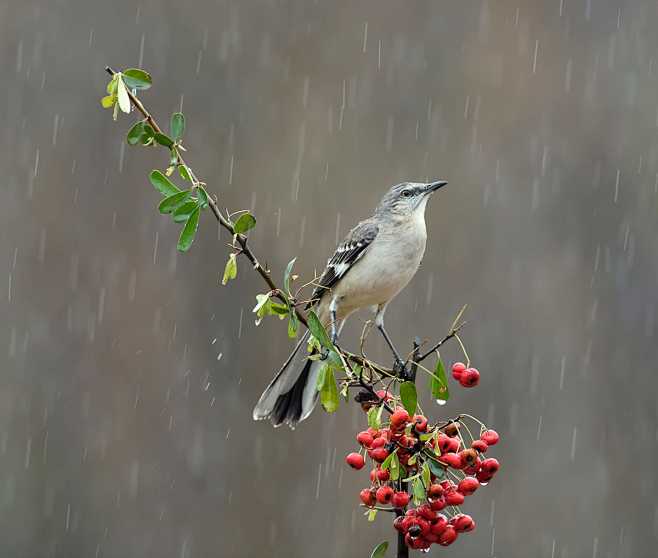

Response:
(253, 180), (447, 427)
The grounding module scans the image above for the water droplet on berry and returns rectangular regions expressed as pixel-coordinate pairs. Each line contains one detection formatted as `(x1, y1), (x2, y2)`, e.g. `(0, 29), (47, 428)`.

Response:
(435, 398), (447, 406)
(480, 481), (488, 486)
(420, 549), (430, 554)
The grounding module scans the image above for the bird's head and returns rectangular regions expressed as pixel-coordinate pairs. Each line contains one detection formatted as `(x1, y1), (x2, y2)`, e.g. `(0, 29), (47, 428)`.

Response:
(375, 181), (448, 219)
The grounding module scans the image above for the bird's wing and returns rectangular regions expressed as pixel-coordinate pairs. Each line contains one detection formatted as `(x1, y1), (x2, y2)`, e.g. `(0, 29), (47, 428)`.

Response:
(306, 219), (379, 308)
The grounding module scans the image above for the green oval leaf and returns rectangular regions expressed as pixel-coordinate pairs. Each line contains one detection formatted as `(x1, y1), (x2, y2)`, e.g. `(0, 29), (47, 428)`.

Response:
(431, 357), (450, 403)
(307, 310), (334, 350)
(149, 170), (181, 197)
(283, 257), (297, 295)
(101, 95), (116, 109)
(233, 212), (256, 234)
(370, 541), (389, 558)
(400, 381), (417, 415)
(222, 253), (238, 285)
(287, 310), (299, 338)
(116, 76), (131, 114)
(320, 366), (339, 413)
(122, 68), (152, 90)
(170, 112), (185, 141)
(196, 186), (209, 208)
(154, 133), (174, 148)
(126, 122), (146, 145)
(173, 200), (199, 223)
(158, 190), (190, 214)
(177, 206), (200, 252)
(178, 164), (192, 182)
(106, 75), (119, 95)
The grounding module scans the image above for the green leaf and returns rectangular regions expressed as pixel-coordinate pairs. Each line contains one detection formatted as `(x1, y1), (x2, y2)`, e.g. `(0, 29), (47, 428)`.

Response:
(222, 254), (238, 285)
(233, 212), (256, 234)
(116, 76), (131, 114)
(412, 478), (425, 505)
(158, 190), (190, 214)
(389, 452), (400, 481)
(196, 186), (209, 208)
(178, 164), (192, 182)
(381, 448), (398, 471)
(154, 133), (174, 148)
(283, 257), (297, 295)
(270, 302), (289, 319)
(122, 68), (152, 90)
(367, 509), (378, 522)
(170, 112), (185, 141)
(421, 462), (431, 489)
(320, 366), (339, 413)
(370, 541), (389, 558)
(427, 459), (446, 479)
(126, 121), (145, 145)
(288, 311), (299, 338)
(106, 75), (118, 95)
(431, 357), (450, 403)
(367, 404), (383, 430)
(399, 381), (417, 415)
(101, 95), (116, 108)
(315, 361), (328, 391)
(173, 200), (199, 223)
(307, 310), (334, 350)
(150, 170), (181, 197)
(177, 206), (200, 252)
(253, 293), (273, 325)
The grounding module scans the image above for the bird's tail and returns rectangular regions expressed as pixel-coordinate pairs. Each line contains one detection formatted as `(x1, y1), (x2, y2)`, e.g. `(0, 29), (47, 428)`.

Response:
(252, 329), (322, 428)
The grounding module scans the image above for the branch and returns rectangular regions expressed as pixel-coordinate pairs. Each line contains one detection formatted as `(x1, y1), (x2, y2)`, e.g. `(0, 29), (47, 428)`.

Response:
(105, 66), (307, 328)
(416, 321), (467, 363)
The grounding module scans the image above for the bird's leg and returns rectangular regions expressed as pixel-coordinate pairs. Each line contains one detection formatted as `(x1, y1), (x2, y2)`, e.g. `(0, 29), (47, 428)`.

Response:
(374, 304), (404, 372)
(329, 296), (340, 345)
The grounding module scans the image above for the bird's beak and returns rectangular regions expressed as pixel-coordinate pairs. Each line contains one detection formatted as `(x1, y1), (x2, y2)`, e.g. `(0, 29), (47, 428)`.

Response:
(425, 180), (448, 193)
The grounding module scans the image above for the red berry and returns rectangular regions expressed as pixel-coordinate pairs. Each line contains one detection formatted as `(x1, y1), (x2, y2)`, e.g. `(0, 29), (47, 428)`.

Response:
(472, 439), (489, 453)
(437, 433), (452, 454)
(376, 485), (394, 504)
(459, 448), (479, 467)
(429, 496), (446, 511)
(440, 452), (463, 469)
(356, 431), (374, 447)
(393, 516), (406, 532)
(481, 457), (500, 475)
(430, 514), (448, 535)
(438, 525), (458, 546)
(445, 490), (465, 505)
(376, 468), (390, 482)
(451, 513), (476, 533)
(345, 452), (365, 469)
(476, 470), (494, 484)
(413, 414), (428, 432)
(390, 408), (410, 428)
(480, 429), (500, 446)
(392, 491), (410, 508)
(369, 447), (389, 463)
(458, 476), (479, 496)
(375, 389), (393, 402)
(427, 484), (444, 499)
(359, 488), (376, 506)
(451, 362), (466, 380)
(417, 504), (437, 521)
(459, 367), (480, 387)
(371, 437), (386, 448)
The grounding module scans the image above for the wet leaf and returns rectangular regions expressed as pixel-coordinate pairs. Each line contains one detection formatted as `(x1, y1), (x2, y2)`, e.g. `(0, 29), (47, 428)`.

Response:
(222, 254), (237, 285)
(367, 509), (378, 522)
(253, 293), (272, 325)
(367, 404), (383, 430)
(170, 112), (185, 141)
(399, 381), (417, 415)
(288, 310), (299, 338)
(381, 448), (397, 471)
(233, 212), (256, 234)
(154, 133), (174, 148)
(370, 541), (388, 558)
(149, 170), (181, 197)
(421, 462), (431, 488)
(177, 206), (200, 252)
(106, 75), (118, 95)
(158, 190), (190, 214)
(127, 121), (146, 145)
(320, 366), (339, 413)
(283, 257), (297, 295)
(307, 310), (334, 350)
(427, 459), (446, 479)
(412, 478), (425, 505)
(196, 186), (209, 208)
(431, 356), (450, 402)
(122, 68), (152, 90)
(116, 76), (131, 113)
(173, 200), (199, 223)
(315, 361), (328, 391)
(178, 164), (192, 182)
(101, 95), (116, 108)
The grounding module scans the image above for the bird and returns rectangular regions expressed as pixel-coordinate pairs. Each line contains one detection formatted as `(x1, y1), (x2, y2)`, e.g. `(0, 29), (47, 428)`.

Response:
(252, 180), (448, 427)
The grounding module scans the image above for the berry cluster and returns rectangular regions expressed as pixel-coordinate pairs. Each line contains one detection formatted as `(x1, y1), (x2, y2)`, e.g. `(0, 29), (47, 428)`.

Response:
(345, 370), (500, 551)
(451, 361), (480, 388)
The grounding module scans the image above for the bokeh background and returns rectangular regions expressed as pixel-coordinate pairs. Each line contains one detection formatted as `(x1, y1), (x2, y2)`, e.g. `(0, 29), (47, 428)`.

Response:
(2, 0), (658, 556)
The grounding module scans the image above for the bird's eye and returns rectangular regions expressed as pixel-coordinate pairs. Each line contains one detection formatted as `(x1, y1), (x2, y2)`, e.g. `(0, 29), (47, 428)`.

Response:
(401, 189), (413, 197)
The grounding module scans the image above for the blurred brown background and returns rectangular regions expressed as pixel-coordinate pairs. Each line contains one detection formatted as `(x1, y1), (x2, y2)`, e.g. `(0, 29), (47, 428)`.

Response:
(2, 0), (658, 556)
